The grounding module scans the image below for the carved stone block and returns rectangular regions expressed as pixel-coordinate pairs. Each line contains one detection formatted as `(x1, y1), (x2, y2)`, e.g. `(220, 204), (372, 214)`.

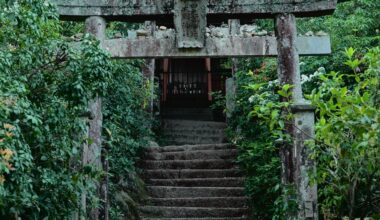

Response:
(174, 0), (207, 48)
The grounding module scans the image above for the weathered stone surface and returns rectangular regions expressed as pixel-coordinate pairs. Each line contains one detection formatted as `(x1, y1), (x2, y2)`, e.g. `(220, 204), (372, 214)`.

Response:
(275, 13), (318, 219)
(146, 177), (244, 187)
(142, 218), (246, 220)
(146, 186), (245, 198)
(139, 139), (246, 219)
(141, 159), (237, 169)
(103, 35), (331, 58)
(52, 0), (338, 20)
(83, 16), (106, 220)
(142, 168), (242, 179)
(140, 206), (247, 218)
(148, 196), (247, 207)
(146, 143), (234, 152)
(174, 0), (207, 48)
(144, 149), (238, 160)
(161, 120), (227, 145)
(226, 77), (236, 119)
(141, 21), (155, 114)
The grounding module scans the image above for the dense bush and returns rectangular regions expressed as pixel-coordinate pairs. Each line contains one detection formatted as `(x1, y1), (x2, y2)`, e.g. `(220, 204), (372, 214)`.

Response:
(231, 48), (380, 219)
(308, 48), (380, 219)
(0, 1), (153, 218)
(228, 1), (380, 219)
(103, 60), (153, 219)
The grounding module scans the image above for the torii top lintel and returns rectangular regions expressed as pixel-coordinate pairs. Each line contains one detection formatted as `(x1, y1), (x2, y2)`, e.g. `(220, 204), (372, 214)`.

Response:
(55, 0), (338, 53)
(53, 0), (338, 21)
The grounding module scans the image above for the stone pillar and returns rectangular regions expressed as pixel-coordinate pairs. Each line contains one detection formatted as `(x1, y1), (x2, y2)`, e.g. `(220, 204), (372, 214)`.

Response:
(84, 16), (106, 220)
(142, 21), (156, 114)
(226, 19), (240, 120)
(225, 78), (236, 119)
(275, 13), (318, 219)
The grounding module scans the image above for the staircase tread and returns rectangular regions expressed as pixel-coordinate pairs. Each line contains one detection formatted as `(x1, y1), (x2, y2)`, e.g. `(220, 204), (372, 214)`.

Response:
(146, 196), (248, 208)
(146, 144), (234, 152)
(141, 160), (238, 169)
(141, 206), (247, 210)
(147, 196), (248, 200)
(140, 119), (246, 219)
(142, 217), (246, 220)
(146, 186), (244, 189)
(162, 119), (227, 124)
(145, 149), (238, 161)
(147, 149), (237, 154)
(142, 169), (244, 179)
(142, 159), (236, 163)
(148, 177), (244, 181)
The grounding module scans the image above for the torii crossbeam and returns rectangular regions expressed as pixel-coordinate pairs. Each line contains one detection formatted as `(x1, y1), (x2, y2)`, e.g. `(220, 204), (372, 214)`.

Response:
(52, 1), (339, 219)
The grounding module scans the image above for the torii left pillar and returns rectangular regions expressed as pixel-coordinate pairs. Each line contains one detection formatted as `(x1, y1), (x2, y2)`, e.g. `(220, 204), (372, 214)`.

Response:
(84, 16), (106, 220)
(142, 21), (156, 114)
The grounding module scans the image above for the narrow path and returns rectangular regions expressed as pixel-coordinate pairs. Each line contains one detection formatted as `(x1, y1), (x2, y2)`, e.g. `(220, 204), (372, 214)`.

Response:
(139, 120), (248, 219)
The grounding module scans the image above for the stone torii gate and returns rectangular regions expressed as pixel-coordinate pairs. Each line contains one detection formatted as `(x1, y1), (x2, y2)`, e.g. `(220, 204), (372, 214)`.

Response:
(52, 0), (338, 219)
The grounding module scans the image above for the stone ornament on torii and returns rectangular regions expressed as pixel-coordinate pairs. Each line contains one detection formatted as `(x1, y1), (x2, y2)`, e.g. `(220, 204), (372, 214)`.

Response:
(55, 0), (334, 58)
(52, 0), (339, 219)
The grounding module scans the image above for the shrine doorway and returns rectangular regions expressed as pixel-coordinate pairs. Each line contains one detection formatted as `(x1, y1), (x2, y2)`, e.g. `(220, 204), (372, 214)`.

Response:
(156, 58), (229, 121)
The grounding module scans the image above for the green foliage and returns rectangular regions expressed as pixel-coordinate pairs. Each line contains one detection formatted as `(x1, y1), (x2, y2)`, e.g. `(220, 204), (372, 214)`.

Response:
(298, 0), (380, 74)
(228, 69), (284, 219)
(308, 47), (380, 219)
(103, 60), (153, 219)
(229, 1), (380, 219)
(0, 1), (153, 219)
(231, 47), (380, 218)
(210, 91), (225, 111)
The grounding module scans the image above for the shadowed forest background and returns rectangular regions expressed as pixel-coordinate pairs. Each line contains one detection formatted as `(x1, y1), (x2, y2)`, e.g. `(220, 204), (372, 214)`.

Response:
(0, 0), (379, 219)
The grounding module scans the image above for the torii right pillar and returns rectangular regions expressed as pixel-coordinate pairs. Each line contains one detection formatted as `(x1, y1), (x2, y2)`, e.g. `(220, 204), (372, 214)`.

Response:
(275, 13), (318, 219)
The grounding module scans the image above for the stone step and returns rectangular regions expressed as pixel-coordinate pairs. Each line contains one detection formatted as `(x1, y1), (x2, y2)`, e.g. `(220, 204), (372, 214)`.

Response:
(145, 149), (238, 160)
(163, 136), (226, 145)
(143, 218), (246, 220)
(163, 133), (225, 140)
(161, 108), (213, 121)
(146, 186), (245, 198)
(140, 206), (247, 218)
(163, 133), (225, 141)
(146, 177), (244, 187)
(142, 169), (243, 179)
(163, 129), (225, 135)
(146, 144), (234, 153)
(163, 128), (226, 134)
(140, 159), (237, 169)
(146, 197), (248, 208)
(162, 120), (227, 129)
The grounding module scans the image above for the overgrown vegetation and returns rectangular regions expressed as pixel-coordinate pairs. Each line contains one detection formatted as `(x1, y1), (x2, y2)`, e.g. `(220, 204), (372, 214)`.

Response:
(309, 48), (380, 219)
(229, 0), (380, 218)
(0, 1), (153, 219)
(1, 0), (379, 219)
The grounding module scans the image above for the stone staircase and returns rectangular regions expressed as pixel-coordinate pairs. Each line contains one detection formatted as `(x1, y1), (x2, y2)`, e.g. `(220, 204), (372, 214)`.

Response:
(161, 108), (214, 121)
(161, 120), (227, 145)
(139, 120), (248, 219)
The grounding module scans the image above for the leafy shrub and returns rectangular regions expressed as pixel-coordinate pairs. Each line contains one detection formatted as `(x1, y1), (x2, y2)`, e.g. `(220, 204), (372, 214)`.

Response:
(230, 47), (380, 219)
(103, 60), (153, 219)
(227, 65), (284, 219)
(308, 47), (380, 219)
(0, 1), (154, 219)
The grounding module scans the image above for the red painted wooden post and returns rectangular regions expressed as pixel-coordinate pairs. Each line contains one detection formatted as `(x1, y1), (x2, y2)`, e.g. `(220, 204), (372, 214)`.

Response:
(205, 58), (212, 101)
(163, 59), (169, 102)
